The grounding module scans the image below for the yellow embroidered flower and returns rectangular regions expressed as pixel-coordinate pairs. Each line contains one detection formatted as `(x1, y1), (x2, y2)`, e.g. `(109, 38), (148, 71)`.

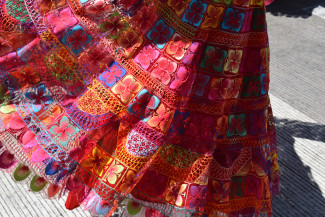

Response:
(81, 147), (112, 177)
(103, 161), (124, 184)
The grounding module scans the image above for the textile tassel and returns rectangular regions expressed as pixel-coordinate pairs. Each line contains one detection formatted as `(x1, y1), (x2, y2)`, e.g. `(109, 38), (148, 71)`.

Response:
(65, 186), (86, 210)
(65, 176), (90, 210)
(0, 150), (16, 169)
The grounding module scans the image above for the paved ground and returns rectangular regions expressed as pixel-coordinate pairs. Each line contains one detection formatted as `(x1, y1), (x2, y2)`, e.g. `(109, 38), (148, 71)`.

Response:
(1, 1), (325, 216)
(267, 1), (325, 216)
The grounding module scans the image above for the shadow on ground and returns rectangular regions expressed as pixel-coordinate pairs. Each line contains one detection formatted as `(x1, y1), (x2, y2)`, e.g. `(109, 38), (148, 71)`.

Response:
(273, 118), (325, 215)
(267, 0), (325, 18)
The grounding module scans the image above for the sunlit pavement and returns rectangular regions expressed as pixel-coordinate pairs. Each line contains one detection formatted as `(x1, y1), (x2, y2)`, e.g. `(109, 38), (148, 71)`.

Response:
(267, 1), (325, 216)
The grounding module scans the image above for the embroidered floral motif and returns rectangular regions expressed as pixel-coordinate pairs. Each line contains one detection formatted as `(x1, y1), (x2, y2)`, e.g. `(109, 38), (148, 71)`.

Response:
(25, 83), (53, 113)
(200, 45), (227, 74)
(119, 170), (137, 192)
(61, 25), (92, 55)
(169, 66), (195, 96)
(165, 180), (187, 206)
(103, 160), (124, 185)
(191, 74), (210, 97)
(201, 5), (225, 29)
(100, 12), (128, 39)
(210, 180), (230, 202)
(147, 20), (174, 49)
(81, 146), (112, 177)
(131, 5), (158, 32)
(227, 114), (246, 137)
(242, 75), (262, 98)
(117, 29), (143, 57)
(46, 8), (78, 34)
(221, 7), (245, 32)
(99, 62), (127, 87)
(147, 103), (174, 133)
(165, 34), (191, 60)
(11, 65), (41, 88)
(49, 116), (79, 147)
(79, 45), (113, 74)
(208, 78), (242, 100)
(188, 185), (207, 210)
(248, 110), (266, 136)
(111, 75), (142, 104)
(182, 0), (207, 27)
(84, 0), (115, 18)
(134, 44), (160, 70)
(167, 0), (192, 16)
(39, 0), (66, 14)
(224, 50), (243, 74)
(151, 57), (177, 85)
(128, 89), (160, 122)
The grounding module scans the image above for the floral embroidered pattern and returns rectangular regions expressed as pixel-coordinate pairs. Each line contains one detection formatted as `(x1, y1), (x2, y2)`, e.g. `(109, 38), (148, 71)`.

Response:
(128, 89), (160, 122)
(169, 66), (195, 96)
(248, 110), (266, 136)
(46, 8), (78, 34)
(119, 170), (137, 192)
(81, 146), (112, 177)
(102, 160), (124, 185)
(84, 0), (115, 18)
(187, 185), (207, 210)
(134, 44), (160, 70)
(131, 5), (158, 32)
(200, 45), (227, 74)
(10, 65), (41, 88)
(61, 25), (92, 55)
(221, 7), (245, 32)
(165, 34), (191, 60)
(147, 19), (175, 49)
(25, 83), (53, 113)
(151, 57), (177, 85)
(147, 103), (174, 133)
(251, 9), (266, 31)
(99, 62), (127, 88)
(100, 12), (128, 39)
(49, 116), (80, 147)
(79, 45), (113, 74)
(190, 74), (210, 97)
(224, 49), (243, 74)
(117, 29), (143, 57)
(227, 114), (246, 137)
(208, 77), (242, 100)
(241, 75), (262, 98)
(111, 75), (142, 104)
(210, 180), (230, 202)
(165, 180), (187, 206)
(201, 5), (224, 29)
(182, 0), (207, 27)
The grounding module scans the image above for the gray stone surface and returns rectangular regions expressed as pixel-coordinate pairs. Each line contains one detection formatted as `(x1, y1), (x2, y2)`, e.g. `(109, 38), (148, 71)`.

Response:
(1, 2), (325, 216)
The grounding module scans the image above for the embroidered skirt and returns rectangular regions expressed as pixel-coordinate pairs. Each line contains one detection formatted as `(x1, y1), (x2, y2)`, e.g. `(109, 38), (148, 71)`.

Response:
(0, 0), (280, 216)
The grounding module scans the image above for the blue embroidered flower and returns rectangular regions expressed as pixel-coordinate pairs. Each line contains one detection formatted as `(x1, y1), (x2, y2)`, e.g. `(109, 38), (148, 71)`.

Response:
(98, 62), (126, 87)
(25, 84), (53, 113)
(62, 25), (92, 55)
(182, 0), (207, 27)
(147, 20), (174, 49)
(221, 7), (245, 32)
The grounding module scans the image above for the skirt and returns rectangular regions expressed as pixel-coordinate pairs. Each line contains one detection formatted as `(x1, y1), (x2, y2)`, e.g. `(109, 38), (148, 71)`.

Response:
(0, 0), (280, 216)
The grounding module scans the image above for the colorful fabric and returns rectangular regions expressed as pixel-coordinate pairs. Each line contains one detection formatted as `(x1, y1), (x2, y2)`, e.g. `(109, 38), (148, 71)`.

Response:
(0, 0), (279, 216)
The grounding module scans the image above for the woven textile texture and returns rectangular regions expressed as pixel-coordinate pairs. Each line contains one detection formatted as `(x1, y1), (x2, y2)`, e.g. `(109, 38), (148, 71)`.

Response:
(0, 0), (280, 216)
